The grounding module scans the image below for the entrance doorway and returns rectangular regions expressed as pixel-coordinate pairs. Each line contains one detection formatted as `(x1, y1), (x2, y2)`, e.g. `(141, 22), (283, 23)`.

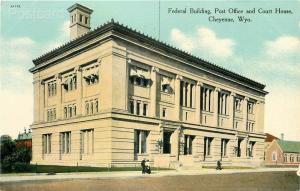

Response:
(163, 131), (172, 154)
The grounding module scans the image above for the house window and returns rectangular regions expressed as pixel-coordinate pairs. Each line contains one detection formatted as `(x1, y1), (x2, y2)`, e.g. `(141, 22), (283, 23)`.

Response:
(63, 75), (77, 92)
(272, 152), (277, 161)
(79, 14), (83, 22)
(201, 87), (213, 112)
(184, 135), (195, 155)
(284, 154), (287, 162)
(80, 129), (94, 156)
(162, 108), (166, 118)
(248, 102), (254, 114)
(221, 139), (229, 157)
(42, 134), (52, 154)
(290, 155), (294, 162)
(134, 130), (149, 154)
(129, 100), (134, 114)
(83, 66), (99, 85)
(60, 131), (71, 154)
(129, 66), (150, 88)
(237, 139), (242, 157)
(85, 99), (99, 115)
(297, 155), (300, 162)
(204, 137), (213, 157)
(180, 81), (194, 108)
(143, 103), (148, 116)
(163, 131), (172, 154)
(84, 16), (88, 24)
(234, 98), (242, 111)
(64, 104), (76, 118)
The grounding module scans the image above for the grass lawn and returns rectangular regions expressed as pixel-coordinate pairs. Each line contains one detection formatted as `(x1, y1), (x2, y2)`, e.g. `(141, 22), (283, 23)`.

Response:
(202, 166), (255, 169)
(2, 165), (172, 174)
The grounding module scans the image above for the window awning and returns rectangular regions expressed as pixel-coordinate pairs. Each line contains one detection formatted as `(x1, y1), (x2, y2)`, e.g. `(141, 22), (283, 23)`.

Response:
(161, 76), (171, 85)
(130, 67), (150, 79)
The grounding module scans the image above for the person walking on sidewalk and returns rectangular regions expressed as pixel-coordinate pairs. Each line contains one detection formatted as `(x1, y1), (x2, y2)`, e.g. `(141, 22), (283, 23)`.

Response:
(141, 158), (146, 174)
(145, 160), (151, 174)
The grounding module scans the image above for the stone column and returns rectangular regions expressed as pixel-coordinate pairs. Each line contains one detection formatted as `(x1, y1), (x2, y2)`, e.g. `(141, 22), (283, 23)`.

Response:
(39, 80), (45, 122)
(243, 97), (249, 131)
(228, 93), (235, 129)
(213, 88), (220, 127)
(186, 83), (190, 107)
(75, 66), (82, 116)
(195, 81), (202, 124)
(150, 67), (158, 117)
(55, 74), (62, 119)
(174, 75), (182, 121)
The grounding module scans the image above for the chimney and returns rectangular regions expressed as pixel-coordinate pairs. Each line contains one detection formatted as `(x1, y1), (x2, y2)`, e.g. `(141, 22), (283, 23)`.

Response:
(67, 3), (93, 40)
(281, 133), (284, 140)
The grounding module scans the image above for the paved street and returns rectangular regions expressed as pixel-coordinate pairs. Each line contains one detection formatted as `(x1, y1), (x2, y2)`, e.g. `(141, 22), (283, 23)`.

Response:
(0, 169), (299, 191)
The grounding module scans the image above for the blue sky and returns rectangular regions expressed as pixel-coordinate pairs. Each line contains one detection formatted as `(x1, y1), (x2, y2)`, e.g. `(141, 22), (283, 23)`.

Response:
(0, 1), (299, 140)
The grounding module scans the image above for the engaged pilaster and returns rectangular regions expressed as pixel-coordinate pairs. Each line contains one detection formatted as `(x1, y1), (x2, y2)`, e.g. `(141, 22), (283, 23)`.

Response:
(174, 75), (182, 121)
(213, 87), (220, 127)
(195, 81), (202, 124)
(150, 67), (159, 117)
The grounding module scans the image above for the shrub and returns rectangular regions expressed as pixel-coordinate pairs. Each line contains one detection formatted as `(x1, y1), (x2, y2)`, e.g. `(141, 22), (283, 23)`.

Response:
(14, 162), (30, 172)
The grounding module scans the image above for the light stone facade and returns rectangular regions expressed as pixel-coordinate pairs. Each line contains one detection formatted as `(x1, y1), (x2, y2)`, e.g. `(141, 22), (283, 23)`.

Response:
(29, 4), (267, 168)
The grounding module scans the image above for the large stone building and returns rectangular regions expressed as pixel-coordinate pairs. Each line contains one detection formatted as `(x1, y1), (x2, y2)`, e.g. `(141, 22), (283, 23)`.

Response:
(29, 4), (267, 168)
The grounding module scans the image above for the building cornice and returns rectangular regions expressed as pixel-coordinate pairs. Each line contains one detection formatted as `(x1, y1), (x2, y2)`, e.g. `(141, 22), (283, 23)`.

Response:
(30, 19), (267, 94)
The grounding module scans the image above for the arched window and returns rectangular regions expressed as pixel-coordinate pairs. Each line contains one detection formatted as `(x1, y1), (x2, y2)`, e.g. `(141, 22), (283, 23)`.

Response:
(284, 154), (287, 162)
(272, 151), (277, 161)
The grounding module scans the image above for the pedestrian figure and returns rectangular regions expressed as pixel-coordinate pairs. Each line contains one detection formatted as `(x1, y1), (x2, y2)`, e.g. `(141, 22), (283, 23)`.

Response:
(216, 160), (222, 170)
(145, 160), (151, 174)
(141, 158), (146, 174)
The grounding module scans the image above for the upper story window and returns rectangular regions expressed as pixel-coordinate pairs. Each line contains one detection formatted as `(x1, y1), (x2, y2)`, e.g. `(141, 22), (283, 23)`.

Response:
(129, 99), (148, 117)
(272, 151), (277, 161)
(47, 108), (56, 122)
(201, 86), (213, 112)
(161, 75), (173, 94)
(290, 154), (294, 162)
(64, 104), (76, 119)
(180, 81), (194, 108)
(234, 97), (242, 112)
(47, 81), (57, 97)
(62, 75), (77, 92)
(218, 91), (229, 115)
(129, 66), (151, 88)
(83, 65), (99, 85)
(84, 17), (88, 24)
(85, 99), (99, 115)
(248, 102), (254, 114)
(79, 14), (83, 22)
(246, 122), (254, 132)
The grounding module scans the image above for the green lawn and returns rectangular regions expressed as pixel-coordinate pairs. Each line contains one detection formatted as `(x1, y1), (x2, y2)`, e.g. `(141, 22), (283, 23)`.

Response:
(2, 165), (172, 174)
(202, 166), (255, 169)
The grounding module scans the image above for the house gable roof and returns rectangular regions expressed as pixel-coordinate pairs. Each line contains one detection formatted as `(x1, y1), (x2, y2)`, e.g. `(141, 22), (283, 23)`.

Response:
(277, 140), (300, 153)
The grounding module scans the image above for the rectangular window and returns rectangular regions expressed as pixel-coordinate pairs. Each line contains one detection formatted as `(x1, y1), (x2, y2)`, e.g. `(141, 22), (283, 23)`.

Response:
(84, 16), (88, 24)
(60, 132), (71, 154)
(272, 152), (277, 161)
(235, 98), (242, 111)
(80, 129), (94, 156)
(201, 87), (212, 112)
(248, 102), (254, 114)
(190, 84), (194, 108)
(184, 135), (195, 155)
(95, 100), (99, 113)
(204, 137), (213, 157)
(64, 107), (67, 118)
(136, 102), (140, 115)
(42, 134), (52, 154)
(221, 139), (229, 157)
(284, 154), (287, 162)
(129, 100), (134, 114)
(218, 92), (228, 115)
(143, 103), (148, 116)
(80, 14), (83, 22)
(85, 102), (89, 115)
(134, 130), (149, 154)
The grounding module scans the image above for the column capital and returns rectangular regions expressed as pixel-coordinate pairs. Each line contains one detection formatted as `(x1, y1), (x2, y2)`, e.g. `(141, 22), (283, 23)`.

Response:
(197, 81), (203, 86)
(244, 97), (249, 101)
(55, 73), (62, 80)
(230, 92), (236, 97)
(215, 87), (220, 92)
(176, 75), (183, 80)
(74, 66), (82, 72)
(127, 58), (132, 64)
(151, 66), (159, 73)
(40, 80), (45, 85)
(257, 100), (265, 104)
(97, 57), (102, 64)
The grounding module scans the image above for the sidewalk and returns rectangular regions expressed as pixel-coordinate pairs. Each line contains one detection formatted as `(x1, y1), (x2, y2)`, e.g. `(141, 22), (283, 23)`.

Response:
(0, 168), (297, 183)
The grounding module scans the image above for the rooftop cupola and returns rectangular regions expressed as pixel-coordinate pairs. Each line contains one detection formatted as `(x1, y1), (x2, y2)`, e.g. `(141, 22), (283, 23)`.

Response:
(67, 3), (93, 40)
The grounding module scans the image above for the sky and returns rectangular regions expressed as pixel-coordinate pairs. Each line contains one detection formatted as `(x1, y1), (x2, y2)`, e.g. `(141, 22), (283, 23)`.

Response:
(0, 0), (299, 141)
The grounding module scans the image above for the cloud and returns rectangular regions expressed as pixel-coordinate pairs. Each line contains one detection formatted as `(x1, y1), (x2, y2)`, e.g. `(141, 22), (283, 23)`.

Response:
(265, 36), (300, 57)
(170, 27), (235, 59)
(44, 20), (69, 52)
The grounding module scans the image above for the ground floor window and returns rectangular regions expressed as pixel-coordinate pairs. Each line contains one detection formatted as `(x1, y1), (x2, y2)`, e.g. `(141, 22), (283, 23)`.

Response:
(204, 137), (213, 157)
(60, 131), (71, 154)
(247, 141), (255, 157)
(184, 135), (195, 155)
(134, 130), (149, 154)
(221, 139), (229, 157)
(236, 139), (242, 157)
(163, 131), (172, 154)
(290, 154), (294, 162)
(272, 151), (277, 161)
(42, 134), (52, 154)
(284, 154), (287, 162)
(297, 155), (300, 162)
(80, 129), (94, 156)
